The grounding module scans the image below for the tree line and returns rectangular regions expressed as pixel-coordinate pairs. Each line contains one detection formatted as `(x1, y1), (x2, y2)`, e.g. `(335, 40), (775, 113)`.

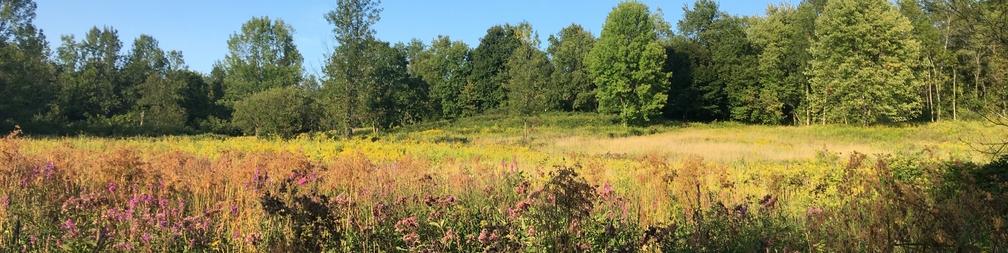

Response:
(1, 0), (1006, 137)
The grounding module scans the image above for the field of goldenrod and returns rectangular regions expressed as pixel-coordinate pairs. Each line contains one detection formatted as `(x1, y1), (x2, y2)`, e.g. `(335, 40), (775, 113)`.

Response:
(1, 118), (1006, 251)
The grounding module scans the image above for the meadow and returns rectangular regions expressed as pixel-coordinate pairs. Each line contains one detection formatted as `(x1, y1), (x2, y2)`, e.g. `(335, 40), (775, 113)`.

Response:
(1, 113), (1006, 252)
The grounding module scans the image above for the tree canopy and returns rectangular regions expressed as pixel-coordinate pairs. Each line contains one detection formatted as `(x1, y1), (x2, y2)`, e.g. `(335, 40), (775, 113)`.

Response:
(808, 0), (924, 124)
(547, 24), (596, 112)
(221, 17), (303, 103)
(587, 1), (670, 124)
(4, 0), (1007, 137)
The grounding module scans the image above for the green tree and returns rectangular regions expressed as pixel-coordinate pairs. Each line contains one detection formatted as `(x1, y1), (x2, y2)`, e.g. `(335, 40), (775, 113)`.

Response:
(135, 72), (187, 134)
(900, 0), (946, 122)
(323, 0), (382, 137)
(713, 16), (761, 124)
(221, 17), (303, 103)
(807, 0), (924, 124)
(198, 64), (233, 134)
(232, 86), (316, 137)
(465, 24), (524, 115)
(661, 36), (707, 120)
(171, 67), (214, 128)
(325, 40), (425, 132)
(587, 1), (670, 124)
(506, 30), (552, 116)
(125, 38), (212, 134)
(677, 0), (762, 123)
(53, 27), (125, 122)
(410, 36), (470, 119)
(674, 0), (728, 120)
(122, 35), (167, 106)
(748, 4), (807, 124)
(0, 0), (54, 132)
(359, 41), (427, 130)
(791, 0), (828, 125)
(547, 24), (596, 111)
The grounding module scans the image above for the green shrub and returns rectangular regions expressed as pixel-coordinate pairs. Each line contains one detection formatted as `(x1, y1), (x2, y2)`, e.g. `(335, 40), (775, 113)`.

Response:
(232, 87), (318, 137)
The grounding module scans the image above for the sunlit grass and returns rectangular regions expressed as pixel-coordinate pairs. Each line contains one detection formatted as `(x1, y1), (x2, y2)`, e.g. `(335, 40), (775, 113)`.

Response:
(3, 113), (1005, 251)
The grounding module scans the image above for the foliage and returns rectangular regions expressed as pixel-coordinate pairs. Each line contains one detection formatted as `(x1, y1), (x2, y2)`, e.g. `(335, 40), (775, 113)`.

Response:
(547, 24), (596, 112)
(323, 0), (383, 137)
(0, 0), (53, 132)
(232, 86), (317, 137)
(54, 27), (126, 121)
(677, 0), (765, 124)
(323, 40), (422, 133)
(221, 17), (303, 103)
(588, 2), (670, 125)
(134, 73), (188, 134)
(409, 36), (470, 119)
(464, 24), (524, 116)
(807, 0), (924, 124)
(673, 0), (730, 121)
(505, 34), (552, 116)
(748, 4), (807, 124)
(1, 0), (1006, 138)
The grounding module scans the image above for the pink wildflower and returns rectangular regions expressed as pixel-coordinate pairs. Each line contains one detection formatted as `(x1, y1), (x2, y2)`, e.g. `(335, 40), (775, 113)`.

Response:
(394, 216), (419, 233)
(478, 228), (491, 244)
(62, 218), (79, 237)
(107, 182), (117, 193)
(441, 228), (456, 244)
(402, 232), (420, 245)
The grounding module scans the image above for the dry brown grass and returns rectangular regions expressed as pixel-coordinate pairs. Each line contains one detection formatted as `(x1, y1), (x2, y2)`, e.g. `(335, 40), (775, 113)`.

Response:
(544, 122), (998, 162)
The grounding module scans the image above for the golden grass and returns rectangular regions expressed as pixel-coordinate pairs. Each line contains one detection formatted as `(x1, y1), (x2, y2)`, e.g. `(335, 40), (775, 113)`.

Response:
(4, 118), (1006, 250)
(543, 121), (1002, 162)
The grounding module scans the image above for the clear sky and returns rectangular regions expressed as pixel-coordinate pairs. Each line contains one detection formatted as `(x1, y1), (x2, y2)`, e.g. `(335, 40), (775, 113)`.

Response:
(35, 0), (797, 74)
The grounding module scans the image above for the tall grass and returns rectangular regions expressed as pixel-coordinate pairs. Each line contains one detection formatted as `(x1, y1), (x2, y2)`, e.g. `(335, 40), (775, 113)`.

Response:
(2, 125), (1005, 251)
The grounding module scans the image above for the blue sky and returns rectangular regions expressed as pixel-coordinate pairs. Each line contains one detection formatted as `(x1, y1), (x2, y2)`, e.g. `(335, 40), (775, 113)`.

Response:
(36, 0), (797, 74)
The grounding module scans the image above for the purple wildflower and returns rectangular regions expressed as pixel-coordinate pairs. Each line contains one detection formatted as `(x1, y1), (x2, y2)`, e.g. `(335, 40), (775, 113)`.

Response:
(394, 216), (419, 233)
(107, 182), (117, 193)
(62, 218), (79, 237)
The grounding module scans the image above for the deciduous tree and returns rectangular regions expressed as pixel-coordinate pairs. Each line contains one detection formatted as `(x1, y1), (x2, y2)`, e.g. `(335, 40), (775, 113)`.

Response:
(465, 24), (524, 115)
(221, 17), (302, 103)
(588, 1), (670, 124)
(410, 36), (470, 119)
(323, 0), (382, 137)
(807, 0), (924, 124)
(506, 30), (552, 116)
(547, 24), (596, 111)
(748, 5), (806, 124)
(0, 0), (54, 132)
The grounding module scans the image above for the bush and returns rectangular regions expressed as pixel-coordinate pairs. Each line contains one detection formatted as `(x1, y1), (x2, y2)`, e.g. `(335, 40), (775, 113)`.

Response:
(232, 87), (318, 137)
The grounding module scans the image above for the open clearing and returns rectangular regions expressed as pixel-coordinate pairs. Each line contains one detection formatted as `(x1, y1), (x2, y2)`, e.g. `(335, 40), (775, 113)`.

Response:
(5, 113), (1006, 251)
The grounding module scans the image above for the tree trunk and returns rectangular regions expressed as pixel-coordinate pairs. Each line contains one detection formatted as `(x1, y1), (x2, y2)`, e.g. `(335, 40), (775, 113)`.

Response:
(805, 83), (811, 126)
(343, 46), (356, 139)
(939, 13), (950, 121)
(523, 119), (529, 145)
(953, 69), (958, 121)
(927, 61), (934, 122)
(931, 63), (939, 120)
(976, 50), (983, 100)
(344, 87), (353, 138)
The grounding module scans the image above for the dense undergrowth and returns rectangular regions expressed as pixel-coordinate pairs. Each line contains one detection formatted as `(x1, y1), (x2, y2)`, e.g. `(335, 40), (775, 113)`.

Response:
(2, 126), (1006, 252)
